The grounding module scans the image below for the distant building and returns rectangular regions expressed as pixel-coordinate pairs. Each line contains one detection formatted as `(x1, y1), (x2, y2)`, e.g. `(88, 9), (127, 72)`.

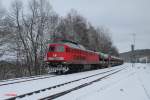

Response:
(120, 49), (150, 63)
(138, 56), (150, 63)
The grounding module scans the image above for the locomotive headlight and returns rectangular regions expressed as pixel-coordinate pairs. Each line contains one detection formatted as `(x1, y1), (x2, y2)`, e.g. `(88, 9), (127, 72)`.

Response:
(53, 54), (57, 57)
(48, 57), (64, 60)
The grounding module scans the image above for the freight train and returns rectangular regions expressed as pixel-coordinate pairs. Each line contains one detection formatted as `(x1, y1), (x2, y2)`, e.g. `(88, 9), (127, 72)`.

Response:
(45, 40), (123, 74)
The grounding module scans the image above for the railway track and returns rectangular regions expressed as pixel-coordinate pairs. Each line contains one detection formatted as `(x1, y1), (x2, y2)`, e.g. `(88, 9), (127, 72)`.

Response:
(0, 74), (53, 83)
(5, 67), (125, 100)
(40, 69), (122, 100)
(0, 74), (56, 87)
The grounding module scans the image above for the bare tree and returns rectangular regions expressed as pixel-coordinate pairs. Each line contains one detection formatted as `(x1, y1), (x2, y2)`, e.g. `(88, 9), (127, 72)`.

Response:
(0, 4), (15, 58)
(55, 9), (119, 55)
(9, 0), (59, 75)
(23, 0), (56, 74)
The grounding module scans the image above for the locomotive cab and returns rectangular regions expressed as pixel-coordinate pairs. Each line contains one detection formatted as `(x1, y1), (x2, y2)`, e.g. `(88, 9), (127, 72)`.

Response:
(47, 44), (67, 62)
(46, 43), (70, 73)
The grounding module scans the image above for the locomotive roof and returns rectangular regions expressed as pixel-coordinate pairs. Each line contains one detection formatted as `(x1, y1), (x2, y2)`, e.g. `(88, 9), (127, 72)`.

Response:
(50, 40), (86, 50)
(64, 42), (86, 50)
(61, 40), (78, 45)
(49, 40), (98, 53)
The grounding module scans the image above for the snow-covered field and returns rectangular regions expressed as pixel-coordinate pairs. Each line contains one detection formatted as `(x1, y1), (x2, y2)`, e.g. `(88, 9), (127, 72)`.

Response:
(0, 63), (150, 100)
(56, 63), (150, 100)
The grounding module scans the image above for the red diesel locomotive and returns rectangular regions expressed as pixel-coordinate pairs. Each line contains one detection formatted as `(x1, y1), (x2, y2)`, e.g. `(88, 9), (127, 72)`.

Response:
(45, 40), (123, 73)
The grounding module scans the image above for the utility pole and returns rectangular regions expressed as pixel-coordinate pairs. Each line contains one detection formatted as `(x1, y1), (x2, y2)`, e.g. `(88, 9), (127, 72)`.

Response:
(132, 33), (136, 47)
(131, 33), (136, 67)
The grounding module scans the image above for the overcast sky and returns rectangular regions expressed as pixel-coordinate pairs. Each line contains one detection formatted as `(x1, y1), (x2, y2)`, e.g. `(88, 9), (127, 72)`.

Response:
(1, 0), (150, 53)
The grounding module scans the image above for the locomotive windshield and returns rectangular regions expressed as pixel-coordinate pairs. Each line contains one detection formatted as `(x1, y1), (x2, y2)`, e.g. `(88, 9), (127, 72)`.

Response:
(49, 46), (55, 52)
(49, 45), (65, 52)
(56, 46), (65, 52)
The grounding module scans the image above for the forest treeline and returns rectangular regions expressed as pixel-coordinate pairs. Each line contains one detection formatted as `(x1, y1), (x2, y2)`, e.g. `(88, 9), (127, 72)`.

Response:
(0, 0), (119, 79)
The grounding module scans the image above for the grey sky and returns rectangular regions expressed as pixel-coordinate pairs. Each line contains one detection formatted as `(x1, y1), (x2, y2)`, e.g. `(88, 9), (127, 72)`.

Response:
(1, 0), (150, 53)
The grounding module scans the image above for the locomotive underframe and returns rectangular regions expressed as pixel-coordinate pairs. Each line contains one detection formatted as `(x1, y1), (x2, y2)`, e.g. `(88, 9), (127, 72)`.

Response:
(46, 61), (114, 74)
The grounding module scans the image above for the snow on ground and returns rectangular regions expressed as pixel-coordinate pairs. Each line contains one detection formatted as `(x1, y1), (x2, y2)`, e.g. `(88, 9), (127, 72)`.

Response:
(56, 63), (150, 100)
(0, 63), (150, 100)
(0, 65), (123, 100)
